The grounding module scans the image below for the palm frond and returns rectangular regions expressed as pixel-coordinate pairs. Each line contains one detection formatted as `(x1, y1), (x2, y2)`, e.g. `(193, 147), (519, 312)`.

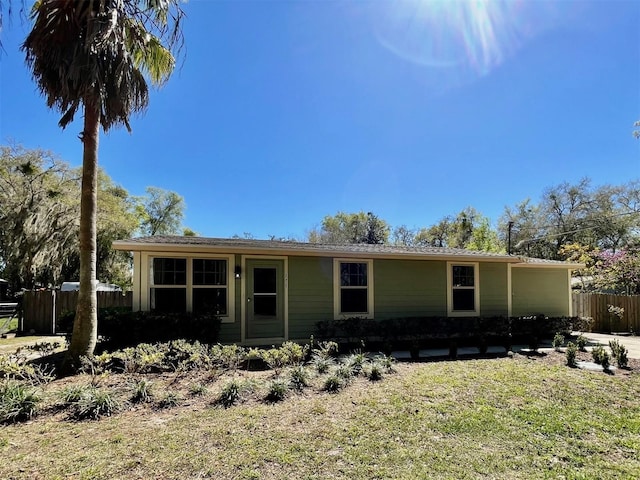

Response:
(125, 18), (174, 86)
(22, 0), (184, 131)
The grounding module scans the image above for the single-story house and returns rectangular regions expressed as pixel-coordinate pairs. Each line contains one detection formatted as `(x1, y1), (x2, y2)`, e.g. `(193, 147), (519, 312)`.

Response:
(112, 237), (583, 345)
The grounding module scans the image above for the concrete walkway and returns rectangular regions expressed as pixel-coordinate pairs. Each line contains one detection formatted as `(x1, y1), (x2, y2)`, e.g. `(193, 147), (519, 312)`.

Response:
(391, 333), (640, 361)
(580, 332), (640, 359)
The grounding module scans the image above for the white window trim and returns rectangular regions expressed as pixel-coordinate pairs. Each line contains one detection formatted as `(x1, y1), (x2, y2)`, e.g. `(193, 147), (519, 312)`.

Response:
(144, 253), (236, 323)
(333, 258), (374, 320)
(446, 261), (480, 317)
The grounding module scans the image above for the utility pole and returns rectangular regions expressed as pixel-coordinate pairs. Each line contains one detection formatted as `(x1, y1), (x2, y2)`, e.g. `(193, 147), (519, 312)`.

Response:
(508, 221), (514, 255)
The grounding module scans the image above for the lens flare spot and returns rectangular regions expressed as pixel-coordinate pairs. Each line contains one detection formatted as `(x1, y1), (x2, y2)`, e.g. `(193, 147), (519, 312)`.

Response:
(372, 0), (568, 88)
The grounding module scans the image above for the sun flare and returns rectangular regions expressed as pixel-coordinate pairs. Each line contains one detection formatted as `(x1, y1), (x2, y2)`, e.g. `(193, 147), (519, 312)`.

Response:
(372, 0), (564, 85)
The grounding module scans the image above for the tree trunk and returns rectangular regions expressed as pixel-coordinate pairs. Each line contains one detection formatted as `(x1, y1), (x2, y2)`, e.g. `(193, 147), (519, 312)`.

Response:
(67, 103), (100, 366)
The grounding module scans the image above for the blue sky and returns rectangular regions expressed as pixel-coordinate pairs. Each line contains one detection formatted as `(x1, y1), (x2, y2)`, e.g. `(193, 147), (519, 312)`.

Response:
(1, 0), (639, 240)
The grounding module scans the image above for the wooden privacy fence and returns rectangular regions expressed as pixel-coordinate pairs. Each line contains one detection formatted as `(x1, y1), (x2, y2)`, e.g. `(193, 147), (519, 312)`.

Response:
(22, 290), (132, 335)
(572, 293), (640, 334)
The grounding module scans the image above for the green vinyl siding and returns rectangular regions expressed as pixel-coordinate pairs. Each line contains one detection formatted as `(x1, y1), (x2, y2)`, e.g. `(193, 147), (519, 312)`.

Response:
(218, 253), (242, 343)
(479, 262), (508, 316)
(374, 259), (447, 319)
(288, 256), (333, 339)
(135, 249), (575, 344)
(511, 267), (570, 317)
(218, 321), (241, 343)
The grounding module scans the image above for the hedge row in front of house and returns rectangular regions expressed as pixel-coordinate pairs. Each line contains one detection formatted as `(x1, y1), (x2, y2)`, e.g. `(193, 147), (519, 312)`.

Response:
(59, 308), (222, 350)
(315, 315), (588, 351)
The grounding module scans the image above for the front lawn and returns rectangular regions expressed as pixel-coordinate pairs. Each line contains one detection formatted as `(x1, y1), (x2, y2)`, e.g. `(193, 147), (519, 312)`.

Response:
(0, 316), (17, 335)
(1, 349), (639, 479)
(0, 335), (62, 354)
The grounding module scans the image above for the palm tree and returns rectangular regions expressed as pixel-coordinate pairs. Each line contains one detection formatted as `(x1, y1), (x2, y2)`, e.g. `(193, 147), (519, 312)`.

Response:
(22, 0), (184, 366)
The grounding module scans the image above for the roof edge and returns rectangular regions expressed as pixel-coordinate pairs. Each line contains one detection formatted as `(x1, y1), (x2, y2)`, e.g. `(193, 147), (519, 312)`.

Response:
(112, 238), (580, 266)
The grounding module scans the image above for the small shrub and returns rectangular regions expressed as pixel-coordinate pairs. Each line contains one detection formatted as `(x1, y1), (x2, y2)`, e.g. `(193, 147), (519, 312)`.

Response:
(337, 316), (367, 346)
(565, 342), (578, 367)
(0, 352), (54, 384)
(600, 351), (611, 371)
(288, 365), (310, 391)
(92, 352), (115, 373)
(157, 391), (181, 409)
(616, 347), (629, 369)
(217, 379), (244, 408)
(591, 345), (606, 365)
(164, 340), (210, 371)
(130, 379), (154, 404)
(576, 335), (588, 352)
(60, 384), (91, 405)
(100, 344), (165, 374)
(375, 354), (396, 373)
(27, 341), (61, 357)
(608, 340), (622, 360)
(312, 355), (334, 374)
(74, 388), (120, 420)
(189, 382), (208, 396)
(314, 320), (337, 341)
(335, 364), (354, 381)
(573, 316), (593, 334)
(364, 362), (383, 381)
(344, 352), (367, 375)
(210, 344), (247, 371)
(312, 341), (338, 359)
(278, 341), (307, 365)
(477, 334), (488, 355)
(0, 382), (41, 423)
(265, 378), (290, 403)
(552, 333), (565, 351)
(260, 348), (289, 374)
(244, 348), (263, 369)
(448, 340), (458, 360)
(259, 342), (308, 373)
(609, 340), (628, 368)
(323, 374), (343, 393)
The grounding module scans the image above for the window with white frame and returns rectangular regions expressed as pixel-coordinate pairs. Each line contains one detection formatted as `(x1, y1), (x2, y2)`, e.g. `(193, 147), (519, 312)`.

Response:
(192, 259), (228, 315)
(447, 262), (479, 316)
(150, 258), (186, 312)
(333, 259), (374, 319)
(150, 257), (231, 317)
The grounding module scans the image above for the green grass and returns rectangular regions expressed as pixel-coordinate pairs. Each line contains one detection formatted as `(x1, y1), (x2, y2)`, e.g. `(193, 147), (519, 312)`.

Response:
(0, 317), (17, 334)
(0, 335), (62, 353)
(0, 358), (639, 479)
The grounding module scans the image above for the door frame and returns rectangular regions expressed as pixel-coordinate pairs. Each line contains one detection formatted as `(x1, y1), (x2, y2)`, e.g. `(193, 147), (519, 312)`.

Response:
(241, 255), (288, 345)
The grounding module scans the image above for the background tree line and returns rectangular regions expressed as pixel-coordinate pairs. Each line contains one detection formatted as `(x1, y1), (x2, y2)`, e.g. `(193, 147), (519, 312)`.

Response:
(308, 179), (639, 256)
(3, 144), (638, 297)
(0, 144), (190, 294)
(307, 208), (509, 253)
(307, 179), (640, 294)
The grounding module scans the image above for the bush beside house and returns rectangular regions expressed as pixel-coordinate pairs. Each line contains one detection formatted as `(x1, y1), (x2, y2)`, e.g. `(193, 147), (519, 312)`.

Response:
(315, 315), (577, 352)
(60, 309), (222, 350)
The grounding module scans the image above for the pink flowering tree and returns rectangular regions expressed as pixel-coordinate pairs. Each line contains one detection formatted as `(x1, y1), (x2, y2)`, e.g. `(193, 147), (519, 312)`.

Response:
(593, 249), (640, 295)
